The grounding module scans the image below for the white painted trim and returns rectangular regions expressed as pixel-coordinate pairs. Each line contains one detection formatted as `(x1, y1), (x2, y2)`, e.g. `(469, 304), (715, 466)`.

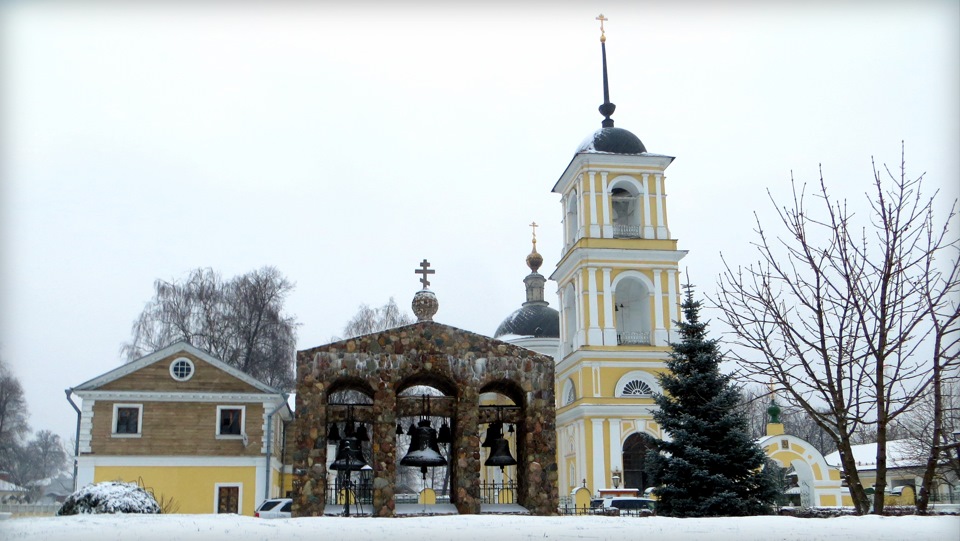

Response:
(655, 174), (668, 239)
(79, 399), (95, 453)
(600, 171), (611, 235)
(587, 268), (601, 345)
(557, 404), (658, 425)
(602, 268), (616, 345)
(216, 405), (246, 438)
(610, 269), (657, 293)
(214, 482), (243, 514)
(576, 420), (587, 491)
(653, 269), (665, 346)
(609, 418), (623, 472)
(111, 403), (143, 438)
(591, 419), (606, 490)
(169, 357), (195, 382)
(553, 153), (675, 195)
(75, 391), (286, 404)
(588, 171), (598, 237)
(73, 341), (280, 395)
(667, 269), (679, 342)
(78, 455), (263, 467)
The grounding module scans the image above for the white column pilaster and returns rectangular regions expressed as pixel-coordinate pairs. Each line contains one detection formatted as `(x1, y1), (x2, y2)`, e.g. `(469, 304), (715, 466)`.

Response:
(588, 171), (599, 237)
(602, 268), (616, 345)
(609, 419), (623, 473)
(587, 267), (602, 345)
(592, 420), (607, 491)
(655, 174), (668, 239)
(576, 420), (587, 492)
(653, 269), (666, 345)
(667, 269), (679, 343)
(642, 173), (654, 239)
(577, 174), (586, 239)
(575, 272), (585, 348)
(600, 171), (612, 238)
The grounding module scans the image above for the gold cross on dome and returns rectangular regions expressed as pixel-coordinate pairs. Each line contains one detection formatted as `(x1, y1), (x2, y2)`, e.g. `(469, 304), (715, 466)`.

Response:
(596, 14), (608, 40)
(415, 259), (435, 288)
(529, 221), (539, 241)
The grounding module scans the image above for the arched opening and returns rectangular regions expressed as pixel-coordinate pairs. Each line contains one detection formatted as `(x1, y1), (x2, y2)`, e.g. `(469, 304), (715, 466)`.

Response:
(561, 378), (576, 407)
(622, 433), (651, 493)
(325, 381), (375, 514)
(396, 376), (456, 507)
(479, 381), (524, 505)
(611, 185), (642, 238)
(614, 278), (651, 345)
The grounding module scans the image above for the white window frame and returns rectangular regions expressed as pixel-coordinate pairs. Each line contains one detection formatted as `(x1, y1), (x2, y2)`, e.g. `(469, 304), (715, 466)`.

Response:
(111, 403), (143, 438)
(213, 482), (243, 514)
(216, 405), (245, 439)
(169, 357), (195, 381)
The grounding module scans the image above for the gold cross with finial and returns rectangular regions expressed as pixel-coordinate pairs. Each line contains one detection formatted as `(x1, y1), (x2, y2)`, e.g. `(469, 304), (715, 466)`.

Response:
(529, 221), (539, 241)
(596, 14), (608, 41)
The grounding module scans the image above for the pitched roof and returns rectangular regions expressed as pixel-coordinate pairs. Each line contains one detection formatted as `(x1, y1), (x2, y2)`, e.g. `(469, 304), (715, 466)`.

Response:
(71, 341), (282, 395)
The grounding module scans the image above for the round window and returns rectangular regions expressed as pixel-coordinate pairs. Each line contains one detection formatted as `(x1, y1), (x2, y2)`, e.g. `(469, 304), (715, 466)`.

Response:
(170, 357), (195, 381)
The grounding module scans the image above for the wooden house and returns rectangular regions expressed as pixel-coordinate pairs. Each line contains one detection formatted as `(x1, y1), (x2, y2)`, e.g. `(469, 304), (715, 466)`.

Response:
(68, 342), (292, 515)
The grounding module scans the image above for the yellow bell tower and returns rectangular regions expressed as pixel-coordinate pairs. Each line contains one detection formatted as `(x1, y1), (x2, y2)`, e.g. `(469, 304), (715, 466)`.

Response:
(551, 15), (687, 498)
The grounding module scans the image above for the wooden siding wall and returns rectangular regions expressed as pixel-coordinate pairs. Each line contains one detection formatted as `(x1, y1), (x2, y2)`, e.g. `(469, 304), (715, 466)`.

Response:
(89, 401), (266, 456)
(99, 353), (260, 393)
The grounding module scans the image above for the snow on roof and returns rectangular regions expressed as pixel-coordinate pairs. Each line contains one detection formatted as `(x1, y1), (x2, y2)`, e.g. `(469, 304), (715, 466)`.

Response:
(0, 479), (27, 492)
(823, 439), (923, 470)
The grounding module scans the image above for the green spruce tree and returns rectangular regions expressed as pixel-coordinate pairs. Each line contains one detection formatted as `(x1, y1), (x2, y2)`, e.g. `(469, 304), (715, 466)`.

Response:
(644, 286), (777, 517)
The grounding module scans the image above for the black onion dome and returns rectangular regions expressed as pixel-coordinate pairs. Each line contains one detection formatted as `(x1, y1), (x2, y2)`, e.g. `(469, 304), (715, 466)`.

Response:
(494, 304), (560, 339)
(576, 127), (646, 155)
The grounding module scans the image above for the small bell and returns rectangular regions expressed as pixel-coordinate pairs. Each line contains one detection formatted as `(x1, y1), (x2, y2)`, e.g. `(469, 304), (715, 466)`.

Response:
(437, 421), (452, 444)
(396, 422), (404, 435)
(329, 437), (368, 471)
(356, 423), (369, 442)
(327, 422), (341, 442)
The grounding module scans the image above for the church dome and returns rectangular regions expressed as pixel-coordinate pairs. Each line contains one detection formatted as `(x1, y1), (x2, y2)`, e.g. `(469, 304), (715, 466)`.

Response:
(494, 304), (560, 339)
(576, 127), (646, 155)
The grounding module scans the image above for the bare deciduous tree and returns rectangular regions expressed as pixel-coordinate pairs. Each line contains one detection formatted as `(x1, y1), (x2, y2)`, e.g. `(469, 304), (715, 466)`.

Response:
(715, 148), (959, 514)
(122, 267), (298, 391)
(0, 356), (29, 462)
(336, 298), (414, 340)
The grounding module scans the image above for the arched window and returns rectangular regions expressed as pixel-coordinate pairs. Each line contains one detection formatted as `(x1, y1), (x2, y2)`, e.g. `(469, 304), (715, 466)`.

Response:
(615, 371), (659, 398)
(613, 277), (651, 345)
(611, 185), (641, 238)
(622, 380), (653, 396)
(622, 433), (651, 491)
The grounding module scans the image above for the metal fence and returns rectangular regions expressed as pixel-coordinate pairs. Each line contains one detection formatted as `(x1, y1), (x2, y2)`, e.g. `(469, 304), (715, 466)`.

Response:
(0, 503), (60, 517)
(479, 481), (516, 504)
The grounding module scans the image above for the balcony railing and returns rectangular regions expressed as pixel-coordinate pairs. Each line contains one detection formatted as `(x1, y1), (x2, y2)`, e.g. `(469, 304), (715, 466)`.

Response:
(617, 331), (651, 345)
(613, 224), (642, 238)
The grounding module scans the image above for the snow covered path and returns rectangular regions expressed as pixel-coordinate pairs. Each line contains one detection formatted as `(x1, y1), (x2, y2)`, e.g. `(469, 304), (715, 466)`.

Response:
(2, 514), (958, 541)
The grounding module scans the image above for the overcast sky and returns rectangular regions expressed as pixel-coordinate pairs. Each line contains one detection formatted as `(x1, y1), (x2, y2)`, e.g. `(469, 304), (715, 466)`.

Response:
(2, 1), (957, 444)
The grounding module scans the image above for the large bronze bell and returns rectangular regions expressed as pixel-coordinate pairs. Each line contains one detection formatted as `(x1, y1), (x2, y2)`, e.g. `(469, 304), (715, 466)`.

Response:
(484, 437), (517, 469)
(481, 421), (503, 448)
(400, 419), (447, 468)
(329, 436), (368, 471)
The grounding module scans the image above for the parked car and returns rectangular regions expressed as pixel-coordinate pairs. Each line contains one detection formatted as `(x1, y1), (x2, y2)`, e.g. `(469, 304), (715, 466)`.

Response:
(599, 497), (656, 514)
(254, 498), (292, 518)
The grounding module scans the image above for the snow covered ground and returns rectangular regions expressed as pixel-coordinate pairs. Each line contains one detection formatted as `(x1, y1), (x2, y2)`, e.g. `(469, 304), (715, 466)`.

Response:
(2, 513), (957, 541)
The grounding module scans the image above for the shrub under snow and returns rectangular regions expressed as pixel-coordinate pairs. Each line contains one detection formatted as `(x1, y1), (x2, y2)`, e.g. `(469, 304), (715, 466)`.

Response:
(57, 481), (161, 515)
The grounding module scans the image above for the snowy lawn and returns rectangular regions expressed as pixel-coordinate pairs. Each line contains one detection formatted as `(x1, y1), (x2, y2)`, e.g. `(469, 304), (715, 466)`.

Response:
(2, 513), (958, 541)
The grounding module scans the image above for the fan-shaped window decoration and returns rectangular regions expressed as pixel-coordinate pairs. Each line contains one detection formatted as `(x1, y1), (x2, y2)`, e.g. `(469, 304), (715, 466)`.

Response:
(564, 382), (576, 406)
(622, 379), (653, 396)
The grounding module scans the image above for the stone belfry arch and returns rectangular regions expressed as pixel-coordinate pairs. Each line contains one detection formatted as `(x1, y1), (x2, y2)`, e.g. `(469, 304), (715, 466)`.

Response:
(552, 15), (687, 497)
(291, 261), (558, 516)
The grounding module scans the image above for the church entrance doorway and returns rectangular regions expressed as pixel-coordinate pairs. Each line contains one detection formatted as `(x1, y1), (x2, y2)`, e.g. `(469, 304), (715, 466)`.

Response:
(622, 433), (650, 492)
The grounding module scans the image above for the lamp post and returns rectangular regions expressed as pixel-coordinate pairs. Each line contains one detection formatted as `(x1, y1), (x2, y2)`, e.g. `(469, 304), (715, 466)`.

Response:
(611, 468), (622, 489)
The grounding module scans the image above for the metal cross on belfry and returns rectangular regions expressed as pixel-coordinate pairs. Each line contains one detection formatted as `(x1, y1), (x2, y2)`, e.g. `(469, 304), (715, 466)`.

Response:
(529, 221), (538, 240)
(415, 259), (435, 288)
(596, 13), (608, 39)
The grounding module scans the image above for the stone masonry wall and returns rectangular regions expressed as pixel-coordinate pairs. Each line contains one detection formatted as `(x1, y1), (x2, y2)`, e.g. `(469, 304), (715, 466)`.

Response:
(291, 321), (558, 517)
